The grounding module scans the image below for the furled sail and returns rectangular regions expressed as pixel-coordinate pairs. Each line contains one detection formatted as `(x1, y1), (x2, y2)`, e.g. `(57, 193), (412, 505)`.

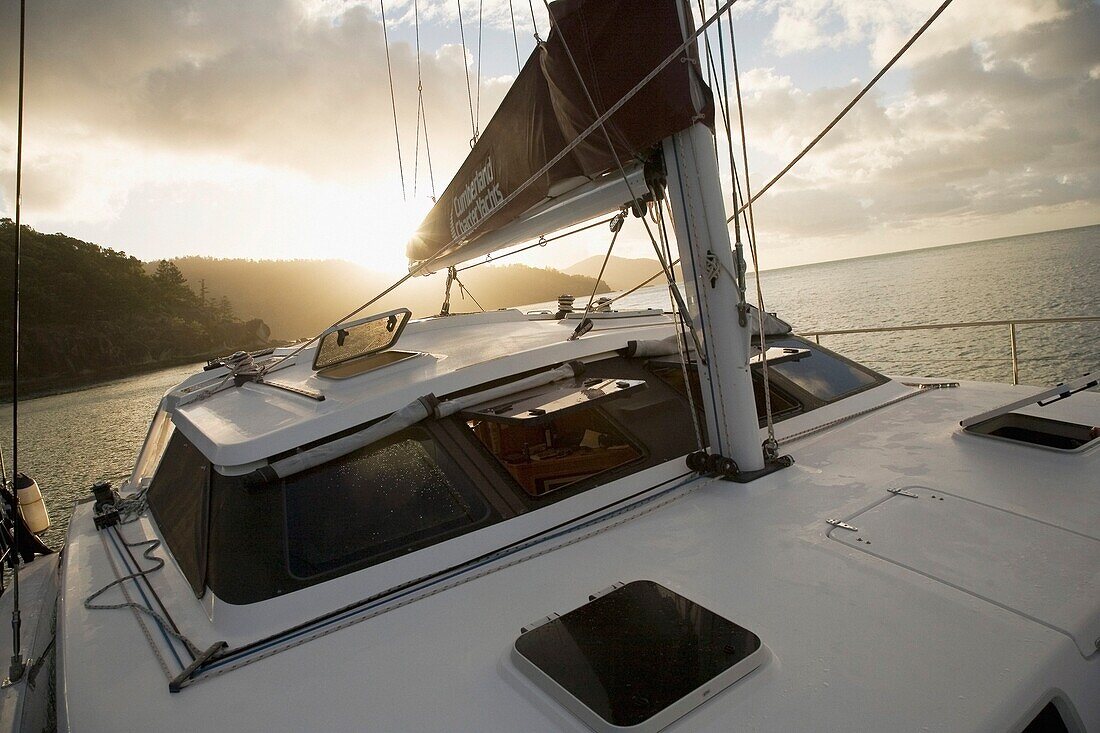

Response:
(406, 0), (713, 271)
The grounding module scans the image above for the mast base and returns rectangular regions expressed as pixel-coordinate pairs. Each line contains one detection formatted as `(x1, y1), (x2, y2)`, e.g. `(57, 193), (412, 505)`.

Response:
(718, 455), (794, 483)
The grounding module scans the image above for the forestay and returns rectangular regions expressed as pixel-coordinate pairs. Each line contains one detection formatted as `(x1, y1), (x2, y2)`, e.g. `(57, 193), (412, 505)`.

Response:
(405, 0), (713, 271)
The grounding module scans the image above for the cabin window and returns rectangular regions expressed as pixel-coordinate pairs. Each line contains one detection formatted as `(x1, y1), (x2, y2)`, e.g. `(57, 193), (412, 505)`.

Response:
(467, 407), (644, 497)
(647, 361), (803, 426)
(764, 337), (883, 404)
(283, 427), (494, 578)
(146, 431), (210, 597)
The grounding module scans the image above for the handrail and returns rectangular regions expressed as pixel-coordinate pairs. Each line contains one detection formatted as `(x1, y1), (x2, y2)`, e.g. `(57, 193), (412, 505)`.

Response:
(799, 315), (1100, 385)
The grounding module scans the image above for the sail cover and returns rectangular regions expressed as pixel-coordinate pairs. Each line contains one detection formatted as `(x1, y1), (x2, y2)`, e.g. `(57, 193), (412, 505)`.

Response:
(406, 0), (713, 269)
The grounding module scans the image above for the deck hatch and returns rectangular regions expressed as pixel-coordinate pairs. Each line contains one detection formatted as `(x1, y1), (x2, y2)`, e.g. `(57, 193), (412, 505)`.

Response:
(513, 580), (767, 732)
(963, 412), (1098, 452)
(830, 486), (1100, 656)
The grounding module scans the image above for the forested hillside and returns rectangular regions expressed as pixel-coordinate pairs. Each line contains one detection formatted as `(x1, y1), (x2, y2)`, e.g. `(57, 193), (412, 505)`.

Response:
(1, 220), (271, 396)
(166, 257), (609, 340)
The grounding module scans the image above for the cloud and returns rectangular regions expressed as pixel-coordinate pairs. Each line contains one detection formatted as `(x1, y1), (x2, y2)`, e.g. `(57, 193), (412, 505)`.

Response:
(0, 0), (1096, 272)
(734, 0), (1099, 250)
(763, 0), (1071, 64)
(0, 0), (511, 218)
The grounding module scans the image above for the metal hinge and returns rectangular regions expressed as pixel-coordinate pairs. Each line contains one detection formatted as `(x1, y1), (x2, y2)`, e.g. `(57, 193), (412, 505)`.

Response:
(588, 582), (625, 602)
(519, 612), (560, 635)
(827, 519), (858, 532)
(888, 488), (919, 498)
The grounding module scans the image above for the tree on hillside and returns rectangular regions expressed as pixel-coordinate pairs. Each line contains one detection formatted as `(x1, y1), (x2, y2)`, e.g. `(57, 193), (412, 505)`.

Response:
(151, 259), (196, 309)
(215, 295), (234, 322)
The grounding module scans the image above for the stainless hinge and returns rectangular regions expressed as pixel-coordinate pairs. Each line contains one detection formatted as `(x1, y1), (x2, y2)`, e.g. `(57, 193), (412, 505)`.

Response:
(827, 519), (858, 532)
(588, 581), (625, 602)
(888, 488), (919, 498)
(520, 612), (560, 635)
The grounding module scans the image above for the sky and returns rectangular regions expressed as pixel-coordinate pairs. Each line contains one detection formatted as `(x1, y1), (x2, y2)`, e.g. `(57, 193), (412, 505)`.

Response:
(0, 0), (1097, 276)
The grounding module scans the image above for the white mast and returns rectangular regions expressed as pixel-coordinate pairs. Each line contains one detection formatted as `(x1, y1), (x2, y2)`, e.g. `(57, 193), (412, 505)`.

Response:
(662, 123), (764, 472)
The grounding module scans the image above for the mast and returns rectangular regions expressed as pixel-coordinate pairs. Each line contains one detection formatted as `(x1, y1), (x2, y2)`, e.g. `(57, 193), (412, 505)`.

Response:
(662, 124), (764, 472)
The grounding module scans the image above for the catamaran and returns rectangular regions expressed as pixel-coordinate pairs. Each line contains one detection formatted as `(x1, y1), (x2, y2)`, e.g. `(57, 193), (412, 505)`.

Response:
(1, 0), (1097, 731)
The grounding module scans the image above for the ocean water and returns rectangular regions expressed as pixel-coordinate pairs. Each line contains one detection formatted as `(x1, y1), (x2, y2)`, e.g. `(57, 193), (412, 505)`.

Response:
(2, 225), (1097, 549)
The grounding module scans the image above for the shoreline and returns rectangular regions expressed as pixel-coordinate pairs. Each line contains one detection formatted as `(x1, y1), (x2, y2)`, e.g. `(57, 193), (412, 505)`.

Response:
(1, 351), (239, 403)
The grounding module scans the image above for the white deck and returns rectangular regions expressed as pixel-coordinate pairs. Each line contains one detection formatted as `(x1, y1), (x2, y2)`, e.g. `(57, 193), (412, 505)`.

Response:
(49, 311), (1100, 732)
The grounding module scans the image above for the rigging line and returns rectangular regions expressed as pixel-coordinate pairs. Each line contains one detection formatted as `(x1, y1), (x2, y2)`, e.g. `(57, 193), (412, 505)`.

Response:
(456, 0), (478, 144)
(264, 0), (744, 377)
(420, 96), (436, 199)
(727, 12), (775, 447)
(507, 0), (522, 73)
(607, 256), (680, 304)
(475, 0), (484, 133)
(412, 0), (423, 196)
(453, 273), (485, 312)
(526, 0), (541, 42)
(193, 471), (695, 677)
(8, 0), (27, 683)
(455, 214), (618, 272)
(411, 0), (437, 199)
(537, 0), (697, 343)
(658, 201), (707, 450)
(571, 211), (625, 336)
(379, 0), (406, 200)
(727, 0), (956, 221)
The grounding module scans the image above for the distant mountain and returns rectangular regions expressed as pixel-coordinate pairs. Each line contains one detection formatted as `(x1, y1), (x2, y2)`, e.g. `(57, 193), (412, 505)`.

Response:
(564, 255), (675, 292)
(164, 257), (609, 340)
(1, 220), (271, 397)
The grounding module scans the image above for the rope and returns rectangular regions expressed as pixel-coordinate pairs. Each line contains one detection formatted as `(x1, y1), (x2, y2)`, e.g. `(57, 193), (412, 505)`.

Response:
(191, 474), (702, 684)
(508, 0), (522, 73)
(571, 211), (625, 338)
(453, 268), (485, 311)
(527, 0), (542, 43)
(379, 0), (406, 200)
(475, 0), (484, 135)
(607, 256), (680, 304)
(727, 0), (957, 221)
(94, 530), (171, 679)
(538, 0), (704, 360)
(723, 11), (776, 452)
(455, 214), (619, 272)
(412, 0), (436, 199)
(8, 0), (27, 676)
(85, 530), (203, 660)
(456, 0), (478, 145)
(657, 201), (707, 450)
(263, 0), (747, 380)
(671, 132), (730, 455)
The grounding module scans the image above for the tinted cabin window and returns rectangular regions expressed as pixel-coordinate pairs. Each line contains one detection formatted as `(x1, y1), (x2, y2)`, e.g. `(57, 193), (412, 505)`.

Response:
(647, 362), (801, 426)
(765, 337), (882, 403)
(468, 408), (643, 497)
(146, 432), (210, 596)
(284, 427), (493, 578)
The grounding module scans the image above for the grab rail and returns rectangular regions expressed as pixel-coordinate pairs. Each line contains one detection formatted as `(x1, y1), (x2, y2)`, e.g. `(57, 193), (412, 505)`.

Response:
(800, 316), (1100, 385)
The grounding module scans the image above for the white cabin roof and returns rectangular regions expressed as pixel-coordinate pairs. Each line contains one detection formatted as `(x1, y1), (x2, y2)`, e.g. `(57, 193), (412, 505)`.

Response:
(168, 309), (673, 467)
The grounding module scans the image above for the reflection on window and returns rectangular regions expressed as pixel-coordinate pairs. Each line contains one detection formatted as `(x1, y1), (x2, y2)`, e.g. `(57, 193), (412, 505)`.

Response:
(469, 408), (643, 497)
(765, 337), (880, 402)
(647, 362), (801, 424)
(284, 428), (491, 578)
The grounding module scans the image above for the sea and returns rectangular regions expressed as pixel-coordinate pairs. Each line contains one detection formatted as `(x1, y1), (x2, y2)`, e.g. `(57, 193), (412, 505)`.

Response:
(2, 224), (1098, 549)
